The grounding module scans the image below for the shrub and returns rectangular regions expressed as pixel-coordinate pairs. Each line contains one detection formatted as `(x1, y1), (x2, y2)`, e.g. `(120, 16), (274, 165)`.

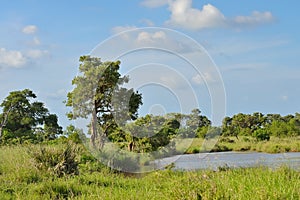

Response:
(28, 142), (79, 177)
(108, 154), (140, 172)
(219, 137), (235, 143)
(191, 148), (200, 154)
(196, 126), (209, 138)
(242, 137), (251, 142)
(211, 144), (232, 152)
(238, 146), (251, 151)
(253, 129), (270, 141)
(205, 127), (222, 139)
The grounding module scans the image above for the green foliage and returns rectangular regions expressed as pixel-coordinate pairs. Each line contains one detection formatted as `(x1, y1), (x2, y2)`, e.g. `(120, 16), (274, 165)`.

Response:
(211, 144), (232, 152)
(28, 142), (79, 177)
(205, 127), (222, 139)
(267, 119), (300, 137)
(63, 125), (85, 144)
(42, 114), (62, 141)
(107, 153), (140, 172)
(105, 114), (182, 153)
(0, 89), (62, 144)
(253, 129), (270, 141)
(195, 126), (209, 138)
(0, 145), (299, 199)
(33, 181), (82, 199)
(184, 136), (300, 154)
(66, 56), (143, 148)
(222, 112), (300, 138)
(182, 109), (211, 138)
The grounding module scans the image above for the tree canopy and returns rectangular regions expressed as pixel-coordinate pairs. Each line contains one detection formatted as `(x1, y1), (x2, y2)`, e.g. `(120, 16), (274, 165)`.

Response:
(0, 89), (62, 144)
(66, 56), (143, 148)
(221, 112), (300, 140)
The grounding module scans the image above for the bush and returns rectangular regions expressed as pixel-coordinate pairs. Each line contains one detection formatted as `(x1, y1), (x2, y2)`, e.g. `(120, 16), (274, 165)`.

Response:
(185, 147), (200, 154)
(205, 127), (222, 139)
(191, 148), (200, 154)
(219, 137), (235, 143)
(28, 142), (79, 177)
(253, 129), (270, 141)
(196, 126), (209, 138)
(108, 154), (140, 172)
(211, 144), (232, 152)
(242, 137), (251, 142)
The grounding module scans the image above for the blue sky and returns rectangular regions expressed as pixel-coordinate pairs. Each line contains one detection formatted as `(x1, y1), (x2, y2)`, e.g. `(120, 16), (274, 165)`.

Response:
(0, 0), (299, 127)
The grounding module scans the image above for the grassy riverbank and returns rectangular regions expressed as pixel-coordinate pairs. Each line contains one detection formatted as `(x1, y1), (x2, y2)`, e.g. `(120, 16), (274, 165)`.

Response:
(0, 145), (299, 199)
(183, 136), (300, 154)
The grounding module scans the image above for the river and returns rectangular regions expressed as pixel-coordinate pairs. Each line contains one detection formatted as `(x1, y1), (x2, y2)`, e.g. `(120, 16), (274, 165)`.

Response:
(154, 152), (300, 170)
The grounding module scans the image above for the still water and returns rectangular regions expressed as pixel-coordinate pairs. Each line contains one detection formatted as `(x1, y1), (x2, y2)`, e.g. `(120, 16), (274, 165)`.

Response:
(155, 152), (300, 170)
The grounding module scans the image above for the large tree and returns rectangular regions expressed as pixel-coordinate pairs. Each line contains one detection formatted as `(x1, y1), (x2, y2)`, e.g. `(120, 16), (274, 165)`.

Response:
(66, 56), (142, 148)
(0, 89), (62, 143)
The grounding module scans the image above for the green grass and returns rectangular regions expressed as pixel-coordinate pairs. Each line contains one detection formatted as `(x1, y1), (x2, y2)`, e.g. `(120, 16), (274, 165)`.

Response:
(0, 144), (299, 199)
(184, 136), (300, 154)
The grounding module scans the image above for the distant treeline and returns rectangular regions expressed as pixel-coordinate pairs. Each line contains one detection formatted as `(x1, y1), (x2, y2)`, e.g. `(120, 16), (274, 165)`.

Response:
(104, 109), (300, 152)
(0, 89), (299, 151)
(221, 112), (300, 140)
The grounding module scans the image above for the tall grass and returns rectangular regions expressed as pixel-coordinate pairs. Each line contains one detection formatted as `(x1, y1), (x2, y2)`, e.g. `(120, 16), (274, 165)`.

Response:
(0, 144), (299, 199)
(28, 142), (79, 177)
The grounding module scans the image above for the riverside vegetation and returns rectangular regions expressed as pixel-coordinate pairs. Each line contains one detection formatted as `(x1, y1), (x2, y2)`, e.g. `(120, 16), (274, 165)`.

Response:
(0, 56), (300, 199)
(0, 143), (299, 200)
(184, 136), (300, 154)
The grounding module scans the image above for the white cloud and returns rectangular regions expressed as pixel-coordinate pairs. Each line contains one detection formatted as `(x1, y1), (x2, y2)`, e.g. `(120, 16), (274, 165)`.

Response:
(140, 19), (155, 26)
(164, 0), (274, 30)
(234, 11), (274, 26)
(141, 0), (170, 8)
(160, 76), (181, 88)
(0, 48), (27, 68)
(22, 25), (38, 34)
(0, 47), (49, 69)
(153, 31), (166, 39)
(111, 26), (137, 34)
(166, 1), (226, 30)
(98, 28), (200, 60)
(192, 72), (215, 85)
(25, 49), (49, 59)
(32, 37), (41, 46)
(137, 31), (166, 44)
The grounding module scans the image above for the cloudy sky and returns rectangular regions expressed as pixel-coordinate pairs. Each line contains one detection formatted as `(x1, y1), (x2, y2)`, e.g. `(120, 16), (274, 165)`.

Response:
(0, 0), (299, 127)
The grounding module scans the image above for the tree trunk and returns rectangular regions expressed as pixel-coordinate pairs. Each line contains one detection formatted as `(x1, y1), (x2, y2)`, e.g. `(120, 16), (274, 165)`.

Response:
(0, 108), (12, 139)
(98, 123), (110, 150)
(0, 126), (2, 139)
(90, 108), (97, 148)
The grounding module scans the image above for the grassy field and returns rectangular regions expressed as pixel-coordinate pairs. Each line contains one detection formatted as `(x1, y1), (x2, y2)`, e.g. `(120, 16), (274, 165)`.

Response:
(183, 136), (300, 154)
(0, 144), (299, 199)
